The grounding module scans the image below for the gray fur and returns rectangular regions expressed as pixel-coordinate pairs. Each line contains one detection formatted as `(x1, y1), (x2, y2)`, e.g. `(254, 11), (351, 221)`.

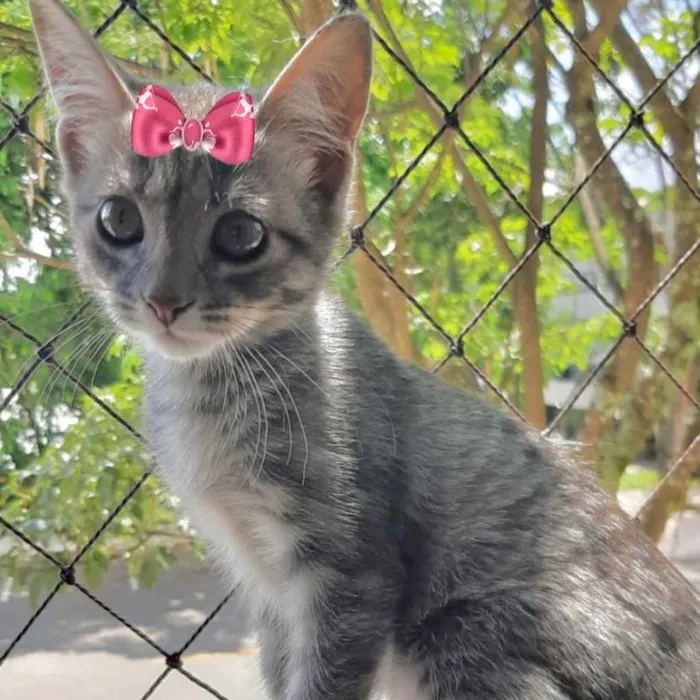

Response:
(29, 0), (700, 698)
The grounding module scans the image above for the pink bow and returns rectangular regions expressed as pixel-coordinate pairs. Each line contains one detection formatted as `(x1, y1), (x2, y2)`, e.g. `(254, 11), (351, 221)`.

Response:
(130, 85), (255, 165)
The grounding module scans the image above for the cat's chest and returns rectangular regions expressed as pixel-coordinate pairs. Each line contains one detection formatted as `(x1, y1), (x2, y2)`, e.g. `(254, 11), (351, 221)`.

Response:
(148, 406), (302, 600)
(182, 482), (300, 597)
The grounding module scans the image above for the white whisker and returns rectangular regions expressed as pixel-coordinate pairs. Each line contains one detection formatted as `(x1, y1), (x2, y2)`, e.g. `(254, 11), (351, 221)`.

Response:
(239, 345), (270, 482)
(65, 329), (114, 410)
(249, 343), (310, 484)
(43, 319), (106, 408)
(32, 316), (100, 409)
(248, 343), (294, 467)
(5, 314), (93, 397)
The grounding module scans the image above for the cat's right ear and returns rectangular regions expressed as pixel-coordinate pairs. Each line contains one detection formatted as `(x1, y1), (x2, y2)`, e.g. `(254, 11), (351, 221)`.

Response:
(28, 0), (134, 177)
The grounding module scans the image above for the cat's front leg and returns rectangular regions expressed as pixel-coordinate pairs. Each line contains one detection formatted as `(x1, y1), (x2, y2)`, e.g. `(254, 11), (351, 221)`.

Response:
(258, 607), (288, 700)
(285, 577), (392, 700)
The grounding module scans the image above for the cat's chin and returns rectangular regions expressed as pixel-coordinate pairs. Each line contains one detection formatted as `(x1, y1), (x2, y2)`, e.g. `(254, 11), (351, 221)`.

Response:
(137, 329), (225, 362)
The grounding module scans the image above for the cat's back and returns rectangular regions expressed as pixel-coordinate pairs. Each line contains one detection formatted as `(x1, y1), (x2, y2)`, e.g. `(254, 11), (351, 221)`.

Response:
(331, 303), (700, 697)
(401, 366), (700, 697)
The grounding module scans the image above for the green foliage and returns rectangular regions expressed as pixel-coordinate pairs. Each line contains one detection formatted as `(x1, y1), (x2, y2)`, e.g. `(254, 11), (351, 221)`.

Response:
(1, 0), (696, 602)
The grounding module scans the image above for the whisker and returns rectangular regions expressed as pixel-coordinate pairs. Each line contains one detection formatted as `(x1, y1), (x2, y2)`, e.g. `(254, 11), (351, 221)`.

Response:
(242, 347), (270, 481)
(34, 327), (92, 412)
(86, 331), (117, 394)
(247, 343), (294, 467)
(266, 340), (366, 453)
(266, 344), (330, 401)
(210, 342), (242, 453)
(65, 329), (114, 411)
(236, 344), (268, 483)
(38, 319), (103, 409)
(230, 344), (256, 483)
(249, 344), (309, 482)
(0, 300), (79, 330)
(39, 310), (104, 402)
(6, 314), (94, 406)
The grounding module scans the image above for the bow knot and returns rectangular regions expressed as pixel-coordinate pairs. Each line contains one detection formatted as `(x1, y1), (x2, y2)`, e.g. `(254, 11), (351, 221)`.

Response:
(131, 85), (255, 165)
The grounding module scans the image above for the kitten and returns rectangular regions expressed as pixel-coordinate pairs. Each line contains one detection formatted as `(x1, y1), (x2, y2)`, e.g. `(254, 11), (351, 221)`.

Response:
(29, 0), (700, 698)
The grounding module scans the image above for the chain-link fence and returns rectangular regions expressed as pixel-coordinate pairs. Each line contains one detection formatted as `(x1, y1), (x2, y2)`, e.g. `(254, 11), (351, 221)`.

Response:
(1, 0), (699, 697)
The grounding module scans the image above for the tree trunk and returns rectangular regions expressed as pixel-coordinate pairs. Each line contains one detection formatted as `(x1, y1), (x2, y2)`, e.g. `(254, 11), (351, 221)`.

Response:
(632, 95), (699, 537)
(367, 0), (549, 424)
(636, 434), (700, 544)
(299, 0), (331, 38)
(517, 13), (549, 430)
(564, 0), (657, 490)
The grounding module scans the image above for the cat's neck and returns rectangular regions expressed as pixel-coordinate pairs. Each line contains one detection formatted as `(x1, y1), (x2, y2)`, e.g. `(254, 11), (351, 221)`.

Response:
(140, 295), (350, 491)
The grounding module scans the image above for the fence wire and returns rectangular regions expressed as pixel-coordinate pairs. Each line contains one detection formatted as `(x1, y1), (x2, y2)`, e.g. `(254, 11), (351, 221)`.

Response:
(0, 0), (699, 697)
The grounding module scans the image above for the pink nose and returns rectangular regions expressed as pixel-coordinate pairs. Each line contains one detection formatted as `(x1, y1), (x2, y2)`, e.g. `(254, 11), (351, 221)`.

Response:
(144, 297), (193, 326)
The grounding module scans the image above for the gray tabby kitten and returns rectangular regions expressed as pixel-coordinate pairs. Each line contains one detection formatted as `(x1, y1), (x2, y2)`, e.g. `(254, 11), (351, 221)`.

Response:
(29, 0), (700, 698)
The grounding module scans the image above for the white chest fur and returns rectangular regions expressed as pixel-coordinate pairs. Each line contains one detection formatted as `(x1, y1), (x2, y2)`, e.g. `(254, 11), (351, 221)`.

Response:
(146, 369), (424, 699)
(150, 409), (318, 654)
(154, 416), (300, 590)
(372, 645), (430, 700)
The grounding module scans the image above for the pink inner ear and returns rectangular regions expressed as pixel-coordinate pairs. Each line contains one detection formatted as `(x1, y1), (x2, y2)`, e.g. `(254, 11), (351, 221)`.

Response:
(314, 143), (353, 200)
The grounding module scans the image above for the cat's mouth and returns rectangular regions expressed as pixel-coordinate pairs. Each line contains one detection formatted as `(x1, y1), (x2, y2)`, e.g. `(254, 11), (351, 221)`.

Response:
(151, 326), (226, 359)
(111, 296), (263, 360)
(108, 297), (224, 360)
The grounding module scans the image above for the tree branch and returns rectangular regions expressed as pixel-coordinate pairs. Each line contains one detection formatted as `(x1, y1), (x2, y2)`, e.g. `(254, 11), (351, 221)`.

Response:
(0, 21), (35, 45)
(457, 0), (522, 119)
(565, 0), (658, 484)
(367, 0), (518, 269)
(516, 10), (549, 429)
(578, 0), (628, 57)
(682, 73), (700, 116)
(298, 0), (331, 37)
(636, 433), (700, 543)
(573, 154), (624, 300)
(566, 0), (656, 340)
(370, 99), (419, 121)
(585, 2), (688, 137)
(524, 13), (548, 261)
(399, 149), (446, 226)
(0, 209), (73, 272)
(278, 0), (304, 39)
(0, 20), (165, 81)
(350, 153), (398, 349)
(369, 0), (552, 424)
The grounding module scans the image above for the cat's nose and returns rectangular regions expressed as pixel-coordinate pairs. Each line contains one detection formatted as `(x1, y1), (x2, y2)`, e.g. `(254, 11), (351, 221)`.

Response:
(144, 296), (194, 327)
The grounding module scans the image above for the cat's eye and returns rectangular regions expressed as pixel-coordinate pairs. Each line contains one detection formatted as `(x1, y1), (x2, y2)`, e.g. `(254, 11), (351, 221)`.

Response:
(97, 197), (144, 245)
(211, 211), (268, 263)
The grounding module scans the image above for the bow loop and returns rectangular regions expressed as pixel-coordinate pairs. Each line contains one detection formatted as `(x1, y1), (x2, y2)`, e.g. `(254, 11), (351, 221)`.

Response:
(130, 85), (255, 165)
(204, 93), (255, 164)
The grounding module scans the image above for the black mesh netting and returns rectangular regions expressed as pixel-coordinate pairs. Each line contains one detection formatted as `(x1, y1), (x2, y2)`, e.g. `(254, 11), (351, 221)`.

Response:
(1, 0), (698, 697)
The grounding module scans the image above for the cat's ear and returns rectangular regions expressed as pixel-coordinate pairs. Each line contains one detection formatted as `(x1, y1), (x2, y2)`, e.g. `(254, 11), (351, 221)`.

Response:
(28, 0), (134, 177)
(257, 13), (372, 199)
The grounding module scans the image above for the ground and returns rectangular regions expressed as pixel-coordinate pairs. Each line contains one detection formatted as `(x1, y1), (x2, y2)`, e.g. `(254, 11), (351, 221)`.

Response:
(1, 489), (699, 699)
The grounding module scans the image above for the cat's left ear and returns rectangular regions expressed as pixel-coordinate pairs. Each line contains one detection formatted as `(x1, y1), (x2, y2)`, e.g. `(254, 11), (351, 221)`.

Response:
(257, 12), (372, 199)
(28, 0), (135, 177)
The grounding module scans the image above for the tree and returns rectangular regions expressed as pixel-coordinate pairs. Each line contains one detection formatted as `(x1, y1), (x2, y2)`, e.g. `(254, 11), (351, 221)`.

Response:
(0, 0), (697, 604)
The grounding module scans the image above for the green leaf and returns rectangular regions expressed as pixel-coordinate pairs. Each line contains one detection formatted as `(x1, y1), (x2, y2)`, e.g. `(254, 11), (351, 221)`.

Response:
(138, 549), (160, 589)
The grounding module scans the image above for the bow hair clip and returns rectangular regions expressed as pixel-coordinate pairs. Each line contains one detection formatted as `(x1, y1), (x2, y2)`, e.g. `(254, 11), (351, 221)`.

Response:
(130, 85), (255, 165)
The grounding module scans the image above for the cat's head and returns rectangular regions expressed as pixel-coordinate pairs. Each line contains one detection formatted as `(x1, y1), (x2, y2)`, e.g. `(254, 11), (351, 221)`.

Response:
(29, 0), (371, 360)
